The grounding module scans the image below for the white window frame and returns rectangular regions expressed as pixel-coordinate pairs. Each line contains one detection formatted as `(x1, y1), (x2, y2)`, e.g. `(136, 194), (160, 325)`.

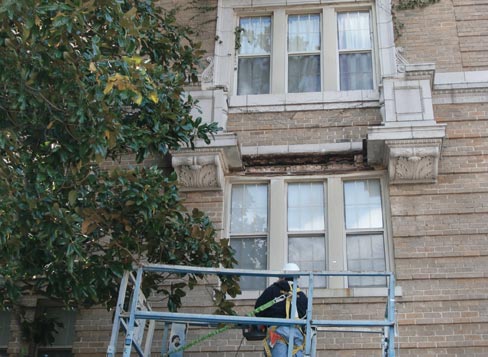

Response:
(215, 0), (396, 111)
(232, 5), (378, 95)
(225, 172), (394, 298)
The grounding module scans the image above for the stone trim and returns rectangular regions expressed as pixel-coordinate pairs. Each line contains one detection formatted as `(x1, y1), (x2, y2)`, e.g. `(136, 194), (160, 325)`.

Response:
(241, 141), (363, 156)
(432, 70), (488, 104)
(368, 56), (446, 184)
(228, 90), (380, 113)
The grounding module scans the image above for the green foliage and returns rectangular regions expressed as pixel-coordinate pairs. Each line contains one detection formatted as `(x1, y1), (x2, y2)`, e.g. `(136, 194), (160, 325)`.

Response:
(0, 0), (239, 344)
(20, 310), (64, 345)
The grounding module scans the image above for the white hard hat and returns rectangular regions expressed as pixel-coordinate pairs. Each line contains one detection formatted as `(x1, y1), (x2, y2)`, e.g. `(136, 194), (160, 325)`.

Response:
(283, 263), (300, 271)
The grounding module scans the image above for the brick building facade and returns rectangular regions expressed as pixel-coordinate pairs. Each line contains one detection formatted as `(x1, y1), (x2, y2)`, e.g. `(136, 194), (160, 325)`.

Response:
(2, 0), (488, 356)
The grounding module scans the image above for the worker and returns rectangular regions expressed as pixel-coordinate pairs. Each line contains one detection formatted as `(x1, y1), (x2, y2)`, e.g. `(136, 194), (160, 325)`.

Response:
(255, 263), (308, 357)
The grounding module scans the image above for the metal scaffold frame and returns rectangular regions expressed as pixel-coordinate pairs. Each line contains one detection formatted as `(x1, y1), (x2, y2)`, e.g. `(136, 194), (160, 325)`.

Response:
(107, 264), (396, 357)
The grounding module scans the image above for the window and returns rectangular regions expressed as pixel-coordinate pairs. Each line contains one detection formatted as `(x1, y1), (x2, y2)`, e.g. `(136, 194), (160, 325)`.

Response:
(287, 182), (327, 288)
(237, 16), (272, 95)
(344, 180), (386, 287)
(0, 311), (10, 357)
(36, 308), (76, 357)
(234, 7), (374, 95)
(229, 184), (268, 290)
(228, 176), (389, 292)
(337, 12), (373, 90)
(287, 14), (321, 93)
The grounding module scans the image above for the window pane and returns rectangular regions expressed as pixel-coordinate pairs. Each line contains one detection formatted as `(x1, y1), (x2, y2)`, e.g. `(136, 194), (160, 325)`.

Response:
(344, 180), (383, 229)
(288, 55), (321, 93)
(43, 308), (76, 346)
(239, 16), (271, 55)
(231, 184), (268, 234)
(347, 234), (386, 287)
(337, 12), (371, 50)
(288, 183), (325, 231)
(288, 14), (320, 53)
(339, 53), (373, 90)
(237, 57), (270, 95)
(288, 237), (326, 288)
(0, 311), (10, 346)
(231, 237), (267, 290)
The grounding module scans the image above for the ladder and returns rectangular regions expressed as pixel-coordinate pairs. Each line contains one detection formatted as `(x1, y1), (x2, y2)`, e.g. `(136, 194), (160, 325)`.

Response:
(107, 264), (397, 357)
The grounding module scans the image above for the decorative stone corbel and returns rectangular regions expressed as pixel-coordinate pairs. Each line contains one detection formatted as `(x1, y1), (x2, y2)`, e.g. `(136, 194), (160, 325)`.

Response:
(171, 133), (242, 191)
(385, 139), (442, 184)
(172, 154), (224, 190)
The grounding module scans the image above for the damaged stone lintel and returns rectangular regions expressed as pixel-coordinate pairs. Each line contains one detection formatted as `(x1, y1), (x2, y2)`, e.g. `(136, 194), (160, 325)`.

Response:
(241, 151), (372, 176)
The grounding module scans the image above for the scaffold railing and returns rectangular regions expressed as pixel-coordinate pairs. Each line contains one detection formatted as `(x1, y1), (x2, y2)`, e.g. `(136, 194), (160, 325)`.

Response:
(107, 264), (396, 357)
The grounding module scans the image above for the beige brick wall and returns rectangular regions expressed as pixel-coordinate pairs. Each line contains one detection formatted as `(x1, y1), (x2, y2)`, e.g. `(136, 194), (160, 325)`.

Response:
(158, 0), (218, 59)
(395, 0), (488, 71)
(228, 108), (381, 148)
(390, 102), (488, 355)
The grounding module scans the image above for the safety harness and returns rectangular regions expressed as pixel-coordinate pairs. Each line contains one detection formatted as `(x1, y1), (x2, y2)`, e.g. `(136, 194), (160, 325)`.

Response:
(163, 283), (306, 356)
(262, 284), (306, 357)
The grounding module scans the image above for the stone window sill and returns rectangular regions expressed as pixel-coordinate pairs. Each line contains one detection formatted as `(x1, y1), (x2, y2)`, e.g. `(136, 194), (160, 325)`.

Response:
(228, 90), (380, 113)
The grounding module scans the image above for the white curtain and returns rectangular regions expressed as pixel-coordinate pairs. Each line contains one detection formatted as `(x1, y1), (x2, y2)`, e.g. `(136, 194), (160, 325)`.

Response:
(337, 12), (371, 50)
(239, 16), (271, 55)
(288, 14), (320, 52)
(338, 12), (373, 90)
(288, 14), (321, 93)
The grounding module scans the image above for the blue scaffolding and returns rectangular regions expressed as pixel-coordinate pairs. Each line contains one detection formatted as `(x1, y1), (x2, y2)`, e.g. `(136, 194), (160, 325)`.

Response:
(107, 264), (396, 357)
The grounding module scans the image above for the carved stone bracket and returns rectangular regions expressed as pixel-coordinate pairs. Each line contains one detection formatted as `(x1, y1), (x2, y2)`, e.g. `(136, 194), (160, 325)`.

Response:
(171, 133), (242, 191)
(172, 153), (224, 191)
(386, 139), (442, 184)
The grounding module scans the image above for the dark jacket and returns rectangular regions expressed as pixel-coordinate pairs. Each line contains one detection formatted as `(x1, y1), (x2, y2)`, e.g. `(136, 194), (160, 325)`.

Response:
(254, 279), (308, 319)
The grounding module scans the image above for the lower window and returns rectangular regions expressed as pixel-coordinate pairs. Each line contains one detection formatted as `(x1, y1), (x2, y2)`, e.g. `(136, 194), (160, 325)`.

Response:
(0, 311), (10, 356)
(36, 307), (76, 357)
(228, 176), (389, 291)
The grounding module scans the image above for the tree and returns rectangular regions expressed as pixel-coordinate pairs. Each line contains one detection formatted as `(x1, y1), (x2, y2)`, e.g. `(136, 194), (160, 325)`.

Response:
(0, 0), (239, 346)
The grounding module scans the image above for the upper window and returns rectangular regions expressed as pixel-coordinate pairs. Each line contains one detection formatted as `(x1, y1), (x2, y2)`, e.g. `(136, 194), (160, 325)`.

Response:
(287, 14), (321, 93)
(234, 8), (374, 95)
(237, 16), (272, 95)
(337, 12), (374, 91)
(228, 176), (389, 292)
